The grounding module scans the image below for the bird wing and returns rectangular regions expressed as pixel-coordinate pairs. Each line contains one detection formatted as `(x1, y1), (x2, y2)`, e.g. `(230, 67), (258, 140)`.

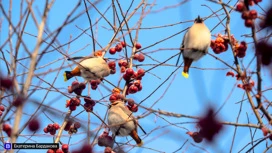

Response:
(175, 30), (188, 66)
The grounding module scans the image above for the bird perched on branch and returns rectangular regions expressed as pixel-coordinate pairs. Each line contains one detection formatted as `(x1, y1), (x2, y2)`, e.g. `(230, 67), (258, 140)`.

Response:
(107, 100), (143, 146)
(176, 16), (211, 78)
(63, 55), (111, 81)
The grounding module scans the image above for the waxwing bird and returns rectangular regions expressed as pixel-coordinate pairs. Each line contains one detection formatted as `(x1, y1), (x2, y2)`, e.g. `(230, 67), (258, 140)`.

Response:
(107, 100), (143, 146)
(63, 56), (111, 81)
(176, 16), (211, 78)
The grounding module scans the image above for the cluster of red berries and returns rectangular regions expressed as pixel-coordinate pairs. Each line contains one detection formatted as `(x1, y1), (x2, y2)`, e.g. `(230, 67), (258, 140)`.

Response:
(210, 34), (229, 54)
(126, 98), (138, 112)
(68, 81), (86, 95)
(133, 53), (145, 62)
(47, 149), (64, 153)
(0, 105), (5, 116)
(83, 97), (96, 112)
(98, 131), (114, 147)
(28, 118), (40, 131)
(108, 61), (116, 74)
(109, 41), (126, 55)
(43, 123), (60, 135)
(234, 41), (247, 58)
(237, 80), (255, 91)
(118, 59), (128, 73)
(109, 93), (125, 103)
(0, 76), (13, 90)
(236, 1), (261, 28)
(90, 79), (101, 90)
(123, 68), (145, 82)
(127, 79), (143, 95)
(64, 121), (81, 134)
(66, 97), (81, 111)
(2, 123), (12, 137)
(47, 144), (69, 153)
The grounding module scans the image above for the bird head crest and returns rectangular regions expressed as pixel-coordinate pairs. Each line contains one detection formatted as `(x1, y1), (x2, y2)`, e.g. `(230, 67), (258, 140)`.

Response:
(194, 15), (203, 23)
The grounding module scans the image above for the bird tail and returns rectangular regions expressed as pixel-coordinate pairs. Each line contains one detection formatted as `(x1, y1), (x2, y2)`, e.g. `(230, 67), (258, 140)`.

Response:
(182, 57), (193, 79)
(130, 130), (143, 147)
(63, 71), (73, 81)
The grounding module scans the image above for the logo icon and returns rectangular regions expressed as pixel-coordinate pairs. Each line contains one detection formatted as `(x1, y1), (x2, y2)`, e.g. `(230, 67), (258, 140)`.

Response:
(4, 143), (11, 150)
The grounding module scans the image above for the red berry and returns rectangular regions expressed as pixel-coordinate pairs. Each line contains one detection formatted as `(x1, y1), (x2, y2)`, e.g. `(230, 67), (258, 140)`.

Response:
(245, 19), (254, 27)
(242, 11), (249, 19)
(56, 149), (64, 153)
(62, 144), (69, 152)
(0, 77), (13, 89)
(129, 104), (138, 112)
(127, 98), (135, 106)
(73, 88), (83, 95)
(74, 122), (81, 129)
(3, 123), (11, 132)
(72, 81), (79, 87)
(138, 53), (145, 62)
(109, 48), (116, 55)
(121, 41), (126, 47)
(0, 105), (5, 111)
(110, 69), (116, 74)
(50, 130), (56, 135)
(47, 124), (53, 131)
(137, 68), (145, 77)
(135, 43), (142, 49)
(90, 80), (97, 86)
(68, 86), (73, 93)
(79, 83), (86, 89)
(108, 61), (116, 69)
(249, 10), (258, 19)
(133, 54), (139, 60)
(104, 147), (113, 153)
(115, 44), (123, 52)
(192, 132), (203, 143)
(120, 66), (126, 73)
(237, 84), (244, 89)
(128, 85), (138, 94)
(121, 61), (128, 67)
(236, 2), (244, 12)
(43, 127), (48, 133)
(13, 97), (24, 107)
(261, 126), (268, 136)
(53, 123), (60, 130)
(250, 80), (255, 86)
(226, 71), (235, 77)
(28, 118), (40, 131)
(47, 149), (55, 153)
(123, 74), (131, 81)
(126, 68), (134, 76)
(109, 94), (117, 102)
(84, 103), (93, 112)
(69, 105), (77, 111)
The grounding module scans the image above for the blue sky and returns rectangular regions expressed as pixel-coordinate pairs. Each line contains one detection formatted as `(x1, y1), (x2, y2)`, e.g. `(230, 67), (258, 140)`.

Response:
(1, 0), (272, 152)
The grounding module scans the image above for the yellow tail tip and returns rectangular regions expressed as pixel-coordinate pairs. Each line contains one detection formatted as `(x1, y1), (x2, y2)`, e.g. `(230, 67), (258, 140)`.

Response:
(63, 72), (68, 82)
(182, 72), (189, 78)
(137, 141), (143, 147)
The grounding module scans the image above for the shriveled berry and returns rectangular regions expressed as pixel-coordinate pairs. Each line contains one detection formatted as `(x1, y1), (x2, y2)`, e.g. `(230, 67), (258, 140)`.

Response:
(226, 71), (235, 77)
(74, 122), (81, 129)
